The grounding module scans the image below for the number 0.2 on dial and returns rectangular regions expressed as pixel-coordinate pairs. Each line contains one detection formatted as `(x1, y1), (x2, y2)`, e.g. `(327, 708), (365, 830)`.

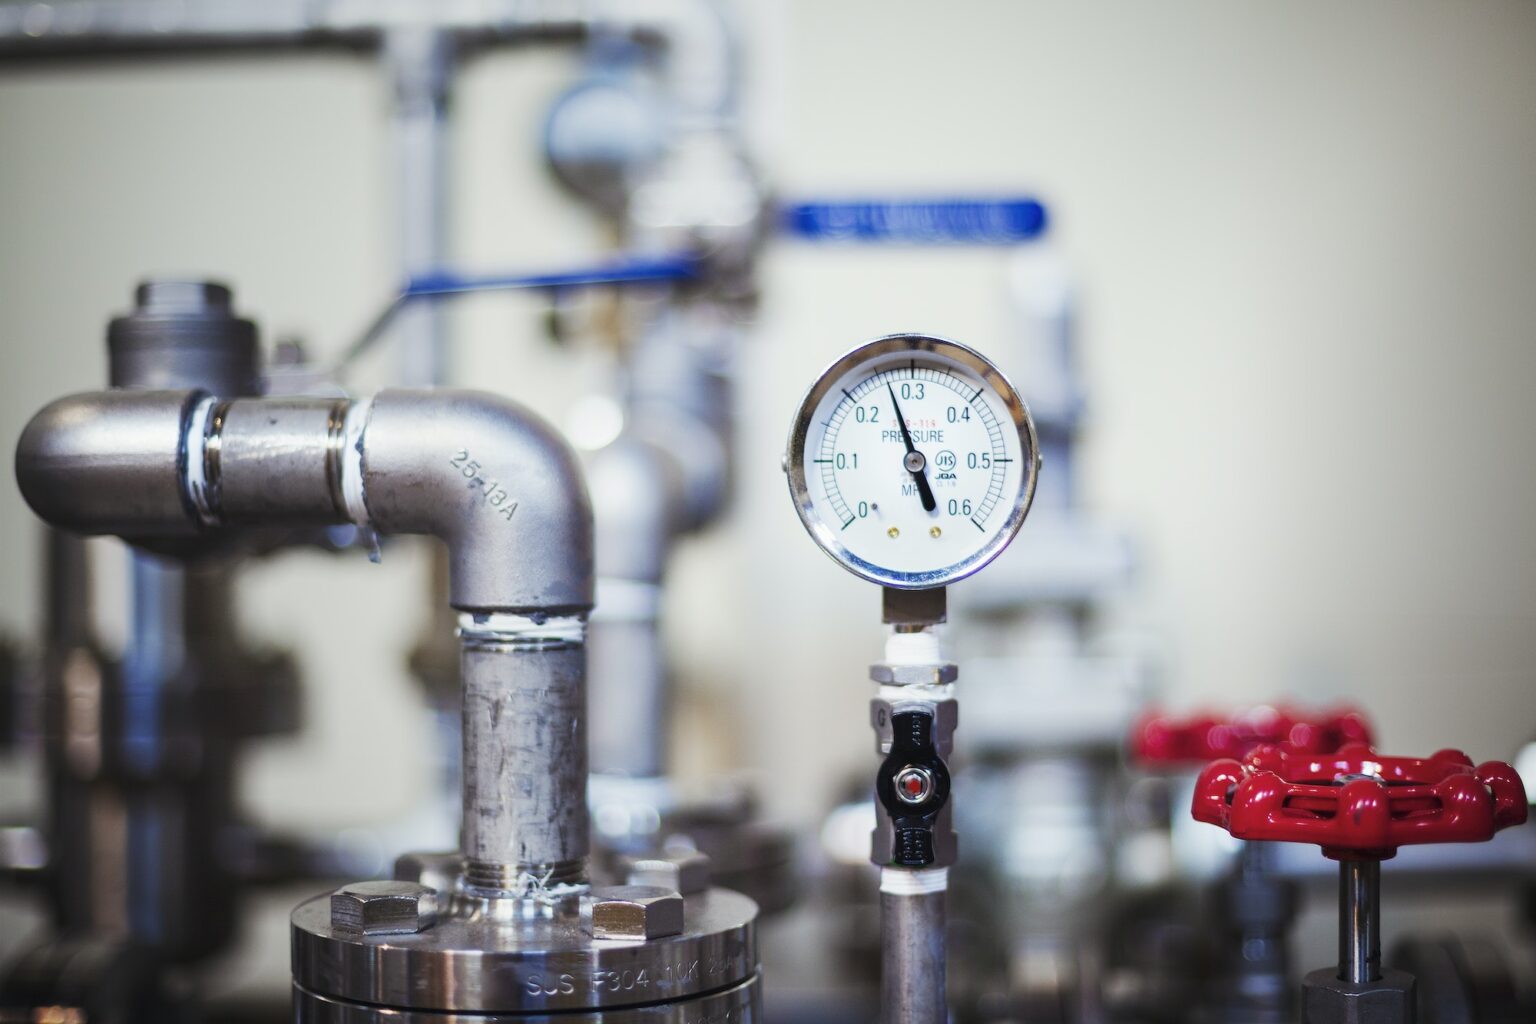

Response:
(785, 333), (1040, 589)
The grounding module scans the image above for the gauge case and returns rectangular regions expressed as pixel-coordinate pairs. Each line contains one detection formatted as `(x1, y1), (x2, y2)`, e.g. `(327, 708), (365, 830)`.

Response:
(784, 332), (1041, 590)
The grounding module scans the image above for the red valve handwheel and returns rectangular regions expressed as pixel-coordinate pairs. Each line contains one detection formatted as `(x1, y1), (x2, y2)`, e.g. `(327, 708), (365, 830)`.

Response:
(1192, 742), (1528, 860)
(1131, 704), (1374, 766)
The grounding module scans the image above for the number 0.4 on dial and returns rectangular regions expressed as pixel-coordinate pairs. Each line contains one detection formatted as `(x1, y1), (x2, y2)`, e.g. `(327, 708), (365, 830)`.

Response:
(784, 333), (1040, 589)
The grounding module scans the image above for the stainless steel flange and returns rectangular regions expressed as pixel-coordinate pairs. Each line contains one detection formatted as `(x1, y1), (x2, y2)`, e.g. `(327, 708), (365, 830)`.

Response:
(294, 974), (761, 1023)
(291, 887), (760, 1017)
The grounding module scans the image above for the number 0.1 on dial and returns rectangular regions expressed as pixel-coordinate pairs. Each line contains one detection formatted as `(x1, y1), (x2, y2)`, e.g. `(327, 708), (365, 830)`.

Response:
(785, 333), (1041, 589)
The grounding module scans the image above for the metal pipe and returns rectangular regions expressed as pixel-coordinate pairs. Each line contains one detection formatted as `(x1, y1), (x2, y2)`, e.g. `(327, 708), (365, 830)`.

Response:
(460, 631), (587, 893)
(386, 25), (453, 387)
(586, 436), (676, 779)
(880, 876), (948, 1024)
(15, 386), (596, 882)
(1339, 859), (1381, 984)
(587, 603), (667, 778)
(582, 312), (736, 779)
(43, 530), (92, 652)
(15, 390), (209, 540)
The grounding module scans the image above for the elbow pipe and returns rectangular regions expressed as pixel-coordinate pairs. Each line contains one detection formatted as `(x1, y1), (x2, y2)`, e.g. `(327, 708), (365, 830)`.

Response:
(354, 390), (593, 614)
(582, 401), (726, 780)
(15, 388), (593, 613)
(588, 434), (684, 584)
(17, 387), (595, 888)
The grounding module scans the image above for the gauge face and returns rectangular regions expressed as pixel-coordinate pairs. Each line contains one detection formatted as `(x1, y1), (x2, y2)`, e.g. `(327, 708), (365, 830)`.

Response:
(785, 334), (1040, 589)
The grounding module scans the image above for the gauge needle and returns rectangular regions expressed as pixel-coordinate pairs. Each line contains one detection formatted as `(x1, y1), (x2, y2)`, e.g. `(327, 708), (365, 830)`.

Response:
(887, 383), (937, 512)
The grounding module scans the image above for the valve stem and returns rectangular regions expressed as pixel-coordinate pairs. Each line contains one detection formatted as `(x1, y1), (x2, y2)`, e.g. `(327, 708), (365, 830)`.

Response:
(1338, 859), (1381, 984)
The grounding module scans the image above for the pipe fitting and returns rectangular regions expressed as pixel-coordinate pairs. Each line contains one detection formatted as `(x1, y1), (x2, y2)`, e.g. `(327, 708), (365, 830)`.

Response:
(15, 385), (598, 884)
(16, 388), (596, 615)
(359, 390), (594, 613)
(16, 389), (207, 540)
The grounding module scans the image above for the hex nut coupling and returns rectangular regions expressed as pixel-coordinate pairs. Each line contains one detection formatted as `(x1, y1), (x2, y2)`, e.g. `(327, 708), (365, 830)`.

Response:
(331, 881), (438, 936)
(581, 885), (685, 941)
(869, 662), (959, 687)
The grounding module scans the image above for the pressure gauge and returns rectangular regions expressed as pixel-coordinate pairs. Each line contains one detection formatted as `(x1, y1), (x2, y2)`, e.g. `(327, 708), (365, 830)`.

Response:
(785, 333), (1040, 589)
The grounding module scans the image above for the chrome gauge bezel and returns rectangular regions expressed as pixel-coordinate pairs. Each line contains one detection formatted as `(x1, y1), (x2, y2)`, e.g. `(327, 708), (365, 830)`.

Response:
(784, 333), (1041, 589)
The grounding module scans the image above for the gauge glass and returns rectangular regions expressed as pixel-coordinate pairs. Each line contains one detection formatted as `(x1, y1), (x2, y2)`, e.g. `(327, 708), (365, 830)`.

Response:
(785, 334), (1039, 589)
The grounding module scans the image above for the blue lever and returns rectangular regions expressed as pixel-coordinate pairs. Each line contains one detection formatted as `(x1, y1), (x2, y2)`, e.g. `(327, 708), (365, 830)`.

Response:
(404, 253), (699, 297)
(337, 253), (699, 373)
(779, 197), (1047, 244)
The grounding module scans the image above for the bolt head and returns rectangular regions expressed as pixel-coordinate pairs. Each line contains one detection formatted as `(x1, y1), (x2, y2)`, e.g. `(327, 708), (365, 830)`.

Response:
(581, 884), (685, 941)
(330, 880), (438, 936)
(393, 850), (463, 895)
(894, 766), (934, 805)
(624, 849), (712, 894)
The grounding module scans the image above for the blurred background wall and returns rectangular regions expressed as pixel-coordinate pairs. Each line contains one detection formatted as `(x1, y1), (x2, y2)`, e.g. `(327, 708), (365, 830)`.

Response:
(1, 0), (1534, 854)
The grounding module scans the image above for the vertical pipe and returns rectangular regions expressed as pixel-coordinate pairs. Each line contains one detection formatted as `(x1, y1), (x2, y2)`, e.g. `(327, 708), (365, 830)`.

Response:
(120, 554), (187, 945)
(459, 625), (589, 895)
(881, 880), (948, 1024)
(1339, 860), (1380, 984)
(121, 554), (184, 775)
(44, 530), (92, 651)
(387, 26), (453, 387)
(587, 609), (667, 778)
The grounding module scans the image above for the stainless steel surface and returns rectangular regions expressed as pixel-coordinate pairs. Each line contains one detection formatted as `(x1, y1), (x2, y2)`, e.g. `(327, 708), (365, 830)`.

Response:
(584, 310), (740, 780)
(624, 850), (711, 895)
(15, 382), (600, 906)
(360, 390), (594, 613)
(893, 767), (934, 806)
(395, 851), (466, 894)
(210, 398), (349, 523)
(107, 280), (258, 394)
(386, 23), (453, 387)
(589, 437), (678, 584)
(587, 610), (668, 778)
(293, 972), (762, 1022)
(17, 388), (596, 614)
(783, 333), (1041, 590)
(8, 292), (292, 1010)
(291, 886), (759, 1013)
(870, 663), (959, 687)
(331, 881), (440, 936)
(14, 389), (205, 540)
(461, 639), (589, 891)
(881, 889), (947, 1024)
(1340, 859), (1381, 985)
(582, 885), (685, 941)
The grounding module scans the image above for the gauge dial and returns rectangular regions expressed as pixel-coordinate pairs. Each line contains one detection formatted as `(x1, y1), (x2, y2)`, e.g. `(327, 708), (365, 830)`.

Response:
(785, 334), (1040, 589)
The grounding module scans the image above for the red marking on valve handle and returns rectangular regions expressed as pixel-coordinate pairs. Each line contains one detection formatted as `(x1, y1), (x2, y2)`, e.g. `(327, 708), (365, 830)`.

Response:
(903, 775), (924, 797)
(1191, 742), (1528, 860)
(1131, 705), (1374, 767)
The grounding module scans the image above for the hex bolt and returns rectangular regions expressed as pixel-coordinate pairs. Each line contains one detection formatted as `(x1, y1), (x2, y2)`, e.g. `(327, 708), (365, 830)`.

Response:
(330, 880), (438, 936)
(894, 765), (934, 805)
(624, 849), (712, 894)
(393, 850), (464, 895)
(581, 884), (685, 941)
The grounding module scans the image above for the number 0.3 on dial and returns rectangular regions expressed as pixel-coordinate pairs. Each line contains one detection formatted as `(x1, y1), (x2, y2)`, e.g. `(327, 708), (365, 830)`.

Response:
(784, 333), (1040, 589)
